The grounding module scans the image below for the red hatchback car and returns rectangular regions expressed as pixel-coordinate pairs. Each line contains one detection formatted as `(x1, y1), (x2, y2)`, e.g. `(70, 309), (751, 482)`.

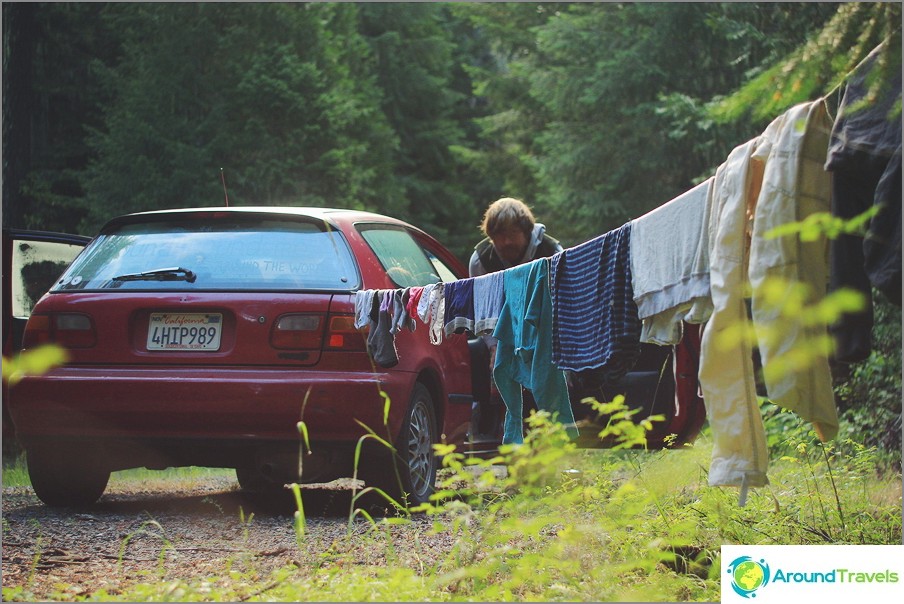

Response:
(8, 207), (478, 508)
(8, 207), (705, 509)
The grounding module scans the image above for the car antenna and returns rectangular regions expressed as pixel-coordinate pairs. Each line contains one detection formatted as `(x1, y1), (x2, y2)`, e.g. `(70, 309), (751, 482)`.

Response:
(220, 167), (230, 207)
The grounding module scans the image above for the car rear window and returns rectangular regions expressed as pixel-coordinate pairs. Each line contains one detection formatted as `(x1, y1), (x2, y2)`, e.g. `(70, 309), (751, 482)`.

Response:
(53, 217), (360, 291)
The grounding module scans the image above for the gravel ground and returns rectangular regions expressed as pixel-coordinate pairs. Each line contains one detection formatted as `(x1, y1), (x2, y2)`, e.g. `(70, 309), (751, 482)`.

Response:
(1, 476), (461, 600)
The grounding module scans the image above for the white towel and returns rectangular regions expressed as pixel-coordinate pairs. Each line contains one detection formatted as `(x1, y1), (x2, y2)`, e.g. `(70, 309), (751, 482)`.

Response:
(630, 178), (714, 343)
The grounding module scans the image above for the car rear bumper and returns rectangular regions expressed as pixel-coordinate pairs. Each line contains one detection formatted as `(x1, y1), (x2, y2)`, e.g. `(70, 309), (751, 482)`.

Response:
(8, 366), (412, 445)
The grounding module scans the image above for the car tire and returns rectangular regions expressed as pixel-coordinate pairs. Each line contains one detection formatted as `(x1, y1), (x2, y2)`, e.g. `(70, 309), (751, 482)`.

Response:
(26, 445), (110, 508)
(364, 382), (438, 509)
(399, 383), (439, 506)
(235, 467), (271, 493)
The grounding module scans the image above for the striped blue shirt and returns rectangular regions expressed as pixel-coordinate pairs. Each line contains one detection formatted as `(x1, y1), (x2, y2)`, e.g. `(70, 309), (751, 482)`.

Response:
(549, 223), (641, 376)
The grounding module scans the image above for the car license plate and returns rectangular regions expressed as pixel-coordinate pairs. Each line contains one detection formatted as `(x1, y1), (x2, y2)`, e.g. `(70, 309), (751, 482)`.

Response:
(147, 313), (223, 351)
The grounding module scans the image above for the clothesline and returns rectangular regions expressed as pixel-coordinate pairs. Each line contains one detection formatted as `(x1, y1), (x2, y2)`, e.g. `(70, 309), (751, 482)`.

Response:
(822, 40), (888, 112)
(355, 46), (901, 506)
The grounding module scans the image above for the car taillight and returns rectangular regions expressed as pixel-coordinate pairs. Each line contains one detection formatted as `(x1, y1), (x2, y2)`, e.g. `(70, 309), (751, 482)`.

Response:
(271, 314), (324, 350)
(325, 314), (367, 351)
(22, 313), (96, 349)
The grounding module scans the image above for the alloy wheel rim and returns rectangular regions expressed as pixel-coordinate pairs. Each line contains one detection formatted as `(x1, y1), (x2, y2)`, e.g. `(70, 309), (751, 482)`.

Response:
(407, 400), (434, 496)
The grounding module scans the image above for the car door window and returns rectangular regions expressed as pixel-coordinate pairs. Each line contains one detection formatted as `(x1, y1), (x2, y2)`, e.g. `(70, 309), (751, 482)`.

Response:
(11, 238), (86, 318)
(423, 249), (459, 283)
(358, 226), (442, 287)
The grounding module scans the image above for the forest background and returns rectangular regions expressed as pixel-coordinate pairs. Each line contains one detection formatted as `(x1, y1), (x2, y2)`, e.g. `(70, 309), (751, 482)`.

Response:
(1, 2), (901, 456)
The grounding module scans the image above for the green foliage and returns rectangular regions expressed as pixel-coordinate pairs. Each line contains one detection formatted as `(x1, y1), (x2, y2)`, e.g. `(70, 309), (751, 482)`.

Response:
(355, 3), (481, 259)
(1, 345), (68, 386)
(3, 10), (900, 598)
(712, 205), (899, 454)
(1, 454), (30, 487)
(711, 3), (902, 123)
(78, 3), (403, 232)
(455, 2), (839, 246)
(6, 3), (897, 261)
(1, 462), (236, 489)
(715, 275), (865, 383)
(8, 409), (897, 602)
(582, 394), (666, 450)
(835, 293), (903, 461)
(2, 2), (113, 232)
(766, 205), (881, 242)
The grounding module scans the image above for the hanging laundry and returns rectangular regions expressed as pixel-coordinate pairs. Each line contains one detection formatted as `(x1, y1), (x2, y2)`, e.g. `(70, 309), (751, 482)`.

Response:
(355, 288), (417, 367)
(366, 290), (400, 368)
(699, 137), (770, 496)
(416, 282), (445, 345)
(405, 286), (425, 324)
(549, 224), (641, 384)
(669, 323), (708, 446)
(826, 54), (903, 362)
(389, 288), (414, 335)
(472, 271), (504, 336)
(630, 178), (714, 345)
(749, 99), (838, 443)
(416, 283), (438, 324)
(700, 99), (840, 503)
(443, 278), (476, 337)
(493, 259), (578, 444)
(354, 289), (377, 330)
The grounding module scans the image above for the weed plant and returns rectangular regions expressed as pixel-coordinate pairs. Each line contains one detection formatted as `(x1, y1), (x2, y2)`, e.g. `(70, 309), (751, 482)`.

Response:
(7, 402), (896, 603)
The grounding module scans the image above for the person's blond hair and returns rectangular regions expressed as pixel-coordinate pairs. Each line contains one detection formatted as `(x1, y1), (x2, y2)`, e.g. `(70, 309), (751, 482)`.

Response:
(480, 197), (535, 238)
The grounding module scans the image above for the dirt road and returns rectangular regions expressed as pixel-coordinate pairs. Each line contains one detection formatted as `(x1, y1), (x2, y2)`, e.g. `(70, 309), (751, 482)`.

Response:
(1, 477), (453, 600)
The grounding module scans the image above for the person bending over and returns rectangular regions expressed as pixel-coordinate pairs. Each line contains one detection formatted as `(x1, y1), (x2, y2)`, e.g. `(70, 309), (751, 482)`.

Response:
(468, 197), (562, 277)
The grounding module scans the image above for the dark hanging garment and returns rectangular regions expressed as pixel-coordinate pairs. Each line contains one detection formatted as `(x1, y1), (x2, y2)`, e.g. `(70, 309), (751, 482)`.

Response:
(670, 322), (707, 447)
(825, 55), (902, 362)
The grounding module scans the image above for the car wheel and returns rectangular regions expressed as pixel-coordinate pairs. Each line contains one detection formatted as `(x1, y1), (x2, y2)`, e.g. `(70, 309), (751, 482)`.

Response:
(364, 382), (438, 509)
(26, 445), (110, 508)
(234, 466), (302, 513)
(401, 383), (438, 504)
(235, 466), (289, 494)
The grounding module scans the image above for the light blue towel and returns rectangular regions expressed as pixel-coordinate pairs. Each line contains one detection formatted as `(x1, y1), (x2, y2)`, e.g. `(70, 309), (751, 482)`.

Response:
(472, 271), (504, 335)
(493, 259), (577, 444)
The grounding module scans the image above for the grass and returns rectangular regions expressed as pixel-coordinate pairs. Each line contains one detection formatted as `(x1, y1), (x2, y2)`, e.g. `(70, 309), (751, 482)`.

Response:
(4, 407), (899, 602)
(1, 457), (235, 490)
(0, 454), (31, 487)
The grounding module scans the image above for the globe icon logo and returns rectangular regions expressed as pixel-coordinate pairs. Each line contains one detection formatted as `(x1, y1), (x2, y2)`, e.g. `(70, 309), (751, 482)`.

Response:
(727, 556), (771, 598)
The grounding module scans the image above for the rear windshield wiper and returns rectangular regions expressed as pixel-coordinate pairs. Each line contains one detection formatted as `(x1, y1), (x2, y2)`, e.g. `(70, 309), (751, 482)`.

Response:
(111, 267), (197, 283)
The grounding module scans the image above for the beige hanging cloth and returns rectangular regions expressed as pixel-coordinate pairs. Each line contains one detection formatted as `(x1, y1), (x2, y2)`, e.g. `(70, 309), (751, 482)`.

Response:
(700, 99), (837, 503)
(748, 99), (837, 442)
(699, 137), (770, 497)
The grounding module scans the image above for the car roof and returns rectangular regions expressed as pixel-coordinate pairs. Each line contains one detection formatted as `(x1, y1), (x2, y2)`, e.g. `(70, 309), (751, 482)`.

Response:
(104, 206), (419, 232)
